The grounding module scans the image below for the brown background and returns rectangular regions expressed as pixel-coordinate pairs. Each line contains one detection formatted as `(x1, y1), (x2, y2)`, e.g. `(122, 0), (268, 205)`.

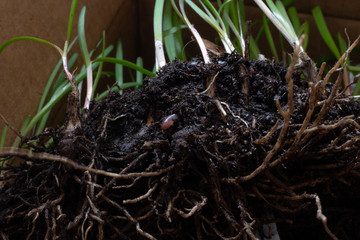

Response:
(0, 0), (359, 146)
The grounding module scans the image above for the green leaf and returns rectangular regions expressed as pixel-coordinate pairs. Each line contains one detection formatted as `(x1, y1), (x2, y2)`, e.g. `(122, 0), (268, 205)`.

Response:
(263, 15), (279, 61)
(299, 21), (309, 50)
(94, 57), (155, 77)
(78, 7), (90, 67)
(288, 7), (300, 35)
(337, 33), (347, 55)
(0, 36), (62, 55)
(312, 6), (341, 59)
(67, 0), (78, 43)
(136, 57), (144, 90)
(154, 0), (166, 70)
(13, 46), (113, 147)
(115, 39), (124, 88)
(163, 0), (177, 61)
(92, 32), (106, 99)
(0, 125), (8, 151)
(250, 36), (260, 59)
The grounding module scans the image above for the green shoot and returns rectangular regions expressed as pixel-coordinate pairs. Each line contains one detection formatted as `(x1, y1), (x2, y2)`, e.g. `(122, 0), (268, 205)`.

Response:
(163, 0), (184, 62)
(183, 0), (235, 53)
(93, 57), (155, 77)
(115, 40), (124, 94)
(0, 37), (63, 56)
(92, 32), (106, 99)
(136, 57), (144, 90)
(221, 0), (246, 55)
(67, 0), (78, 43)
(11, 46), (113, 148)
(263, 15), (279, 61)
(254, 0), (301, 52)
(78, 6), (93, 109)
(0, 125), (8, 153)
(288, 7), (309, 50)
(171, 0), (210, 63)
(312, 6), (341, 59)
(154, 0), (167, 70)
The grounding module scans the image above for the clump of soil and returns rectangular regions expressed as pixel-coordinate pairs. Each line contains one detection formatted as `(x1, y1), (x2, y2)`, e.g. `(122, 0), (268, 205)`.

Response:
(0, 52), (360, 239)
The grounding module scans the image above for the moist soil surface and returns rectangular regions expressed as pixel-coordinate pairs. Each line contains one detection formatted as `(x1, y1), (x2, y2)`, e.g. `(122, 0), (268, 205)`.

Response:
(0, 53), (360, 239)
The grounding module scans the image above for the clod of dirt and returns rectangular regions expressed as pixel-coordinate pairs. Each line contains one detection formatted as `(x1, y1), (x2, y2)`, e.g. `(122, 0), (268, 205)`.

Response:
(1, 52), (360, 240)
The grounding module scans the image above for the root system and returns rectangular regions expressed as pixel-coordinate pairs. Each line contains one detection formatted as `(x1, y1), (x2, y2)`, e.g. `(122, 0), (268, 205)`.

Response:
(0, 43), (360, 239)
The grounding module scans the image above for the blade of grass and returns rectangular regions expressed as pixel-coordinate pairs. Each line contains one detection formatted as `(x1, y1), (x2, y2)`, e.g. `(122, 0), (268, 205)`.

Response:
(337, 33), (347, 56)
(312, 6), (341, 59)
(263, 15), (279, 61)
(184, 0), (234, 52)
(299, 21), (309, 50)
(78, 6), (93, 109)
(288, 7), (300, 35)
(0, 36), (62, 55)
(136, 57), (143, 90)
(163, 0), (177, 62)
(254, 0), (300, 51)
(94, 57), (155, 77)
(18, 115), (32, 141)
(250, 36), (260, 59)
(154, 0), (166, 70)
(92, 32), (106, 99)
(115, 39), (124, 94)
(0, 125), (8, 151)
(230, 0), (246, 55)
(171, 0), (210, 63)
(13, 46), (113, 147)
(172, 13), (186, 60)
(67, 0), (78, 43)
(78, 7), (90, 67)
(275, 0), (294, 34)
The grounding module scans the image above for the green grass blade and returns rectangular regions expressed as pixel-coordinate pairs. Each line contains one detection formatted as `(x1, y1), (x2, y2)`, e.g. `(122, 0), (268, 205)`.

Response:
(67, 0), (78, 43)
(172, 0), (210, 63)
(19, 115), (32, 140)
(35, 111), (51, 135)
(136, 57), (143, 90)
(120, 82), (143, 89)
(94, 57), (155, 77)
(38, 60), (62, 113)
(275, 0), (294, 33)
(14, 46), (113, 146)
(154, 0), (166, 70)
(288, 7), (300, 35)
(37, 34), (78, 111)
(263, 15), (279, 61)
(115, 39), (124, 87)
(78, 6), (93, 108)
(184, 0), (218, 32)
(0, 36), (62, 55)
(312, 6), (340, 59)
(299, 21), (309, 50)
(78, 7), (90, 67)
(250, 36), (260, 59)
(92, 32), (106, 98)
(283, 0), (295, 6)
(0, 125), (8, 151)
(163, 0), (177, 62)
(337, 33), (347, 55)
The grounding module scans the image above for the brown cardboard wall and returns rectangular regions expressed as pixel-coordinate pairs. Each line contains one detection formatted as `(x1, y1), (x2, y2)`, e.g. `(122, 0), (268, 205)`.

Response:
(0, 0), (138, 146)
(0, 0), (359, 146)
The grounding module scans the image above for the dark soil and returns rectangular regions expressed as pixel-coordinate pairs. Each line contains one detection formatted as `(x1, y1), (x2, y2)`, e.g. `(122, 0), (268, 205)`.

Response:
(1, 52), (360, 239)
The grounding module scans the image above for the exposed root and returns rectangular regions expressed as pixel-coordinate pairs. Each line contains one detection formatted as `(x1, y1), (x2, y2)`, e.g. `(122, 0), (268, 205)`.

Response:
(0, 49), (359, 239)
